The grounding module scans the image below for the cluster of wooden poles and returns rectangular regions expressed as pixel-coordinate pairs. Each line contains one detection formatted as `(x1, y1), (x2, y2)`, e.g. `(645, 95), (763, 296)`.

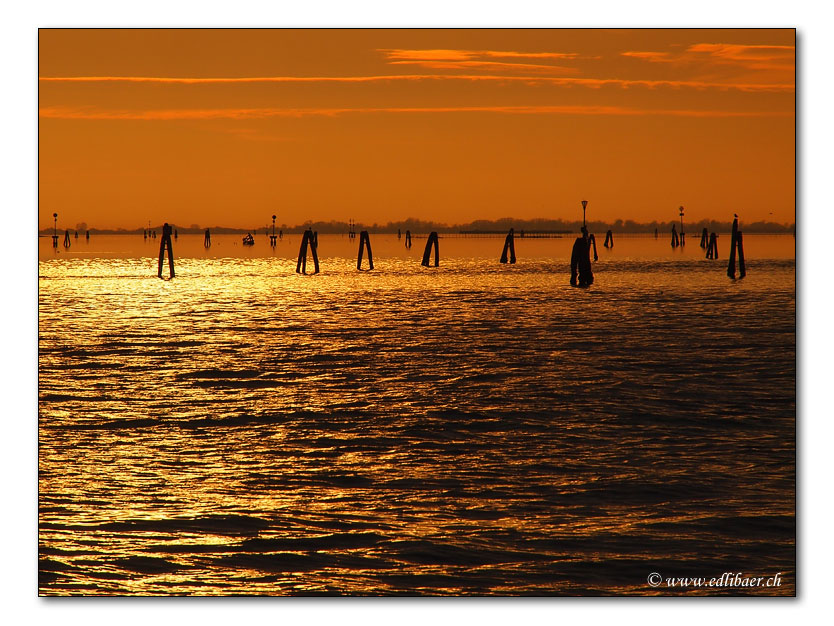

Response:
(153, 222), (747, 280)
(701, 228), (719, 259)
(697, 218), (745, 277)
(52, 229), (90, 248)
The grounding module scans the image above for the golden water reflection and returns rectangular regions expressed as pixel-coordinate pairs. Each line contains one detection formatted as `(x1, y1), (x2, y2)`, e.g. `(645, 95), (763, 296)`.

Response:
(39, 235), (795, 595)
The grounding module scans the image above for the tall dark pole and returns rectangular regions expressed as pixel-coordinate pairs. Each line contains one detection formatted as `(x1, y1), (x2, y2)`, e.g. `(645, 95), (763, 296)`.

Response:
(582, 200), (588, 228)
(679, 206), (685, 246)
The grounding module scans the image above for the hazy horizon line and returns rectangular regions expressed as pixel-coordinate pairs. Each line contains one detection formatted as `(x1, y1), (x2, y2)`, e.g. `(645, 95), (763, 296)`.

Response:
(39, 216), (795, 235)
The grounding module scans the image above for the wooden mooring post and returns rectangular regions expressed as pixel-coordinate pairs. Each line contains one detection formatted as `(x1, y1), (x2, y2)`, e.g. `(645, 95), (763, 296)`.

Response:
(700, 228), (709, 248)
(296, 228), (320, 274)
(357, 230), (374, 270)
(706, 232), (719, 259)
(570, 228), (595, 287)
(63, 230), (71, 248)
(405, 230), (412, 249)
(737, 232), (746, 278)
(727, 217), (746, 279)
(499, 228), (516, 264)
(603, 229), (614, 248)
(671, 225), (680, 248)
(158, 223), (175, 279)
(421, 232), (439, 267)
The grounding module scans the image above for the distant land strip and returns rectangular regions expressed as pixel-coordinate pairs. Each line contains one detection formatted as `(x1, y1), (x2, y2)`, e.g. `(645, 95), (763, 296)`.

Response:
(39, 218), (795, 236)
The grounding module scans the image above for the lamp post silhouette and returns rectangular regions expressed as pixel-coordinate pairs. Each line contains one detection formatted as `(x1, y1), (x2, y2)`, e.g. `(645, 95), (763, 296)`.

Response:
(679, 206), (685, 246)
(270, 214), (277, 246)
(582, 200), (588, 228)
(52, 213), (58, 247)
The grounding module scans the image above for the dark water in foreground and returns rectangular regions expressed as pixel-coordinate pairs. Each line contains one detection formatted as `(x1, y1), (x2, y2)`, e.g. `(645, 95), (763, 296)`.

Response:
(38, 234), (795, 595)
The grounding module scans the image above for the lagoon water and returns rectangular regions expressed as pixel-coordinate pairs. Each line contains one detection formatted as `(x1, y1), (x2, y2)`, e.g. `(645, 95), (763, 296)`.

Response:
(38, 233), (796, 595)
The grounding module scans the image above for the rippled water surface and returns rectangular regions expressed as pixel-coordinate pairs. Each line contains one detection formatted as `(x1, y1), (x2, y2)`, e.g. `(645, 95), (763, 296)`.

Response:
(38, 234), (796, 595)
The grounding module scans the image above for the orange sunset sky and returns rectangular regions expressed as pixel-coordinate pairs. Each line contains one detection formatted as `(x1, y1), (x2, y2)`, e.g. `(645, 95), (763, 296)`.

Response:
(38, 28), (795, 230)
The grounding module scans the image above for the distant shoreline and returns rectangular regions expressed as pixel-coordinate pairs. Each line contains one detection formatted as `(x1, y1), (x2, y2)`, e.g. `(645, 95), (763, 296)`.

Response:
(38, 218), (795, 237)
(36, 230), (795, 238)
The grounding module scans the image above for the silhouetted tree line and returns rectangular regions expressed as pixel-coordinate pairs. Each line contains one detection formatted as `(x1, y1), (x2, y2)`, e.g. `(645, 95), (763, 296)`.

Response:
(39, 217), (794, 236)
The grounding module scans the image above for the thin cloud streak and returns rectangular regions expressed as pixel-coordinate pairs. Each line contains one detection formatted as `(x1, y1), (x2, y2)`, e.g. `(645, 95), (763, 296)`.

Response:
(621, 51), (676, 63)
(380, 48), (582, 61)
(687, 43), (794, 57)
(687, 43), (795, 72)
(39, 104), (795, 121)
(387, 59), (579, 74)
(622, 43), (795, 73)
(38, 74), (794, 92)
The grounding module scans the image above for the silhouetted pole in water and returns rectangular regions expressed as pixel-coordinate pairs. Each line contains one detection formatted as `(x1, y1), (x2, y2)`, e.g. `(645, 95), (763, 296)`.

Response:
(737, 232), (746, 278)
(63, 229), (71, 248)
(654, 228), (658, 239)
(174, 229), (178, 240)
(158, 223), (175, 279)
(144, 229), (147, 240)
(727, 218), (738, 277)
(706, 233), (719, 259)
(500, 228), (516, 264)
(570, 227), (595, 287)
(679, 206), (685, 246)
(700, 228), (709, 248)
(671, 224), (679, 248)
(204, 229), (211, 247)
(577, 199), (599, 261)
(86, 230), (90, 241)
(357, 230), (374, 270)
(349, 219), (356, 240)
(398, 228), (401, 240)
(270, 215), (277, 246)
(727, 216), (747, 279)
(405, 230), (412, 249)
(421, 232), (440, 267)
(603, 229), (614, 248)
(52, 213), (58, 248)
(74, 230), (78, 239)
(296, 228), (320, 274)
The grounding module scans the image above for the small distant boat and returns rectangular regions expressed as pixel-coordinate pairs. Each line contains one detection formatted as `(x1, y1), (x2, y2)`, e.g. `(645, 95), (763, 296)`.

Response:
(242, 233), (255, 246)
